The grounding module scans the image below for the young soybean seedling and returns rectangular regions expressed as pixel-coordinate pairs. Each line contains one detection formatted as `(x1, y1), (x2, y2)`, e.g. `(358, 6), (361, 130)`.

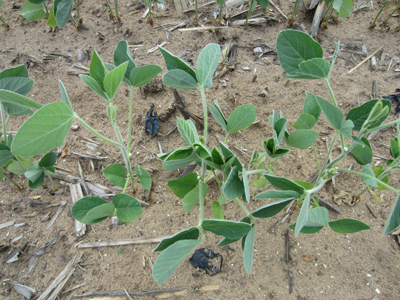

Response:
(8, 40), (161, 224)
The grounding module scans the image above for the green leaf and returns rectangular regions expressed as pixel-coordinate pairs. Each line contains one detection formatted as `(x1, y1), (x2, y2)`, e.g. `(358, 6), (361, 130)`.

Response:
(384, 194), (400, 235)
(224, 166), (244, 199)
(183, 183), (208, 213)
(194, 142), (211, 159)
(289, 223), (323, 234)
(242, 168), (250, 204)
(295, 193), (310, 237)
(303, 91), (321, 120)
(153, 227), (200, 252)
(390, 138), (400, 159)
(177, 118), (199, 146)
(202, 219), (251, 239)
(103, 163), (126, 187)
(361, 164), (377, 188)
(316, 96), (343, 130)
(243, 224), (256, 273)
(264, 174), (305, 195)
(39, 152), (57, 168)
(12, 102), (73, 157)
(329, 218), (370, 233)
(89, 50), (106, 89)
(286, 129), (319, 149)
(251, 198), (294, 218)
(339, 119), (354, 139)
(256, 0), (269, 8)
(252, 176), (268, 188)
(0, 167), (4, 181)
(168, 173), (198, 198)
(104, 62), (128, 101)
(129, 64), (162, 88)
(351, 137), (372, 165)
(72, 197), (114, 224)
(295, 58), (330, 79)
(196, 43), (221, 88)
(346, 99), (391, 131)
(21, 1), (46, 21)
(218, 141), (243, 171)
(163, 69), (198, 91)
(153, 239), (201, 284)
(0, 149), (13, 166)
(226, 104), (257, 133)
(58, 81), (73, 112)
(114, 40), (136, 84)
(254, 190), (299, 199)
(217, 217), (251, 246)
(0, 65), (29, 79)
(6, 157), (34, 175)
(162, 146), (197, 171)
(209, 99), (227, 131)
(372, 166), (388, 190)
(25, 165), (44, 184)
(332, 0), (353, 17)
(134, 165), (151, 190)
(0, 89), (42, 111)
(28, 171), (45, 189)
(46, 5), (58, 28)
(54, 0), (72, 27)
(293, 113), (317, 130)
(305, 207), (329, 227)
(158, 46), (196, 78)
(276, 30), (323, 76)
(212, 201), (224, 220)
(294, 180), (313, 190)
(113, 194), (142, 222)
(80, 75), (107, 100)
(0, 77), (33, 96)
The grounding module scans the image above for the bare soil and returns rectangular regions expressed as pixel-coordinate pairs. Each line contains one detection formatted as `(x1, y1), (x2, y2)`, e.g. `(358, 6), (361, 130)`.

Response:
(1, 0), (400, 299)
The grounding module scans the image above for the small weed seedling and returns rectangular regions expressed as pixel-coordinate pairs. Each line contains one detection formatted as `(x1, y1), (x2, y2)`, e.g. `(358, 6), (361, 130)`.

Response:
(369, 0), (400, 31)
(1, 41), (161, 224)
(150, 30), (400, 284)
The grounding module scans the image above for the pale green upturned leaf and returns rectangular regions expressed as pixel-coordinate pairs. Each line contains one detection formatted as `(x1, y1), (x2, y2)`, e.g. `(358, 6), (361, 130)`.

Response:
(361, 164), (378, 188)
(316, 96), (343, 130)
(212, 201), (224, 220)
(80, 75), (108, 100)
(153, 239), (201, 284)
(183, 183), (208, 213)
(384, 194), (400, 235)
(129, 64), (162, 87)
(12, 102), (73, 157)
(21, 1), (46, 21)
(293, 113), (317, 130)
(158, 46), (196, 78)
(295, 193), (310, 237)
(134, 165), (151, 190)
(47, 5), (58, 28)
(114, 40), (136, 84)
(332, 0), (353, 17)
(89, 50), (106, 89)
(0, 90), (42, 111)
(54, 0), (73, 28)
(243, 224), (255, 273)
(176, 118), (199, 146)
(209, 99), (227, 131)
(226, 104), (256, 133)
(104, 61), (128, 101)
(59, 80), (73, 111)
(196, 43), (221, 88)
(163, 69), (198, 91)
(224, 166), (244, 200)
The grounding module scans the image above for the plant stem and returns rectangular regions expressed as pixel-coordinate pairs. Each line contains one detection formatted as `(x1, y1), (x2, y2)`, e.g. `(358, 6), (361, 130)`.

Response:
(370, 1), (387, 28)
(3, 173), (22, 190)
(127, 86), (134, 155)
(73, 0), (81, 20)
(316, 132), (338, 182)
(218, 4), (223, 25)
(245, 0), (255, 28)
(363, 119), (399, 134)
(198, 160), (206, 226)
(122, 173), (130, 194)
(42, 2), (49, 16)
(0, 104), (7, 143)
(324, 78), (338, 107)
(337, 168), (399, 194)
(114, 0), (121, 26)
(74, 114), (121, 148)
(235, 198), (256, 223)
(48, 175), (56, 191)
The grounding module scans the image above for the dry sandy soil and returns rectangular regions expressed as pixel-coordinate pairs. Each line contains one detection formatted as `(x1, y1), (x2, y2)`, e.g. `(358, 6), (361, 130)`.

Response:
(1, 0), (400, 299)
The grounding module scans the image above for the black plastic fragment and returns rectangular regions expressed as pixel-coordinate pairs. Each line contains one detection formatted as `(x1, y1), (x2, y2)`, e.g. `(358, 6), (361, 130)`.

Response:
(189, 248), (223, 276)
(383, 89), (400, 116)
(145, 104), (159, 137)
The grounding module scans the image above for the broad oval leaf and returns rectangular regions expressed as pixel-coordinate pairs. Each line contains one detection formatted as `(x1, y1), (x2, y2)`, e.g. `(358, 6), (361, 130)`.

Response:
(72, 197), (114, 224)
(264, 174), (305, 195)
(38, 152), (57, 168)
(114, 40), (136, 84)
(295, 193), (310, 237)
(276, 30), (323, 76)
(286, 129), (319, 149)
(256, 0), (269, 8)
(243, 224), (256, 274)
(152, 239), (201, 284)
(332, 0), (353, 17)
(346, 99), (391, 131)
(0, 65), (29, 79)
(202, 219), (251, 239)
(212, 201), (224, 220)
(0, 77), (33, 96)
(103, 163), (127, 187)
(251, 198), (294, 218)
(12, 102), (73, 157)
(303, 91), (321, 120)
(25, 165), (44, 183)
(361, 164), (377, 188)
(134, 164), (151, 190)
(177, 117), (199, 146)
(293, 113), (317, 129)
(162, 146), (197, 171)
(224, 166), (244, 200)
(0, 89), (42, 111)
(129, 64), (162, 87)
(104, 61), (128, 101)
(54, 0), (73, 27)
(153, 227), (200, 252)
(295, 58), (330, 79)
(384, 194), (400, 235)
(6, 157), (34, 175)
(183, 183), (208, 213)
(168, 173), (199, 198)
(195, 43), (221, 88)
(158, 46), (196, 78)
(28, 170), (45, 189)
(21, 1), (46, 21)
(226, 104), (257, 133)
(254, 190), (299, 199)
(80, 75), (107, 100)
(351, 137), (372, 165)
(329, 218), (370, 234)
(163, 69), (198, 91)
(209, 99), (227, 131)
(305, 207), (329, 227)
(89, 49), (106, 89)
(316, 96), (343, 130)
(113, 194), (142, 222)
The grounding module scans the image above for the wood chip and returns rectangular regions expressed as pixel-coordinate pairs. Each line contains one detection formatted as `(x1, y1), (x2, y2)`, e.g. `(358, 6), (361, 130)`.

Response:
(303, 255), (314, 262)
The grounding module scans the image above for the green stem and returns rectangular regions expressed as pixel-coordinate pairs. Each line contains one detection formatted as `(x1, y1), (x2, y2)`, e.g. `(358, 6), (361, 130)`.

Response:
(218, 5), (223, 24)
(337, 168), (399, 194)
(3, 173), (22, 190)
(122, 173), (130, 194)
(245, 0), (255, 28)
(270, 157), (279, 169)
(212, 170), (222, 188)
(316, 132), (338, 182)
(313, 143), (320, 173)
(48, 175), (56, 191)
(370, 1), (386, 28)
(324, 78), (337, 107)
(115, 0), (121, 26)
(127, 86), (134, 154)
(42, 2), (49, 16)
(0, 104), (7, 143)
(363, 119), (399, 134)
(235, 198), (256, 223)
(223, 133), (229, 144)
(74, 114), (121, 147)
(73, 0), (81, 20)
(198, 160), (206, 226)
